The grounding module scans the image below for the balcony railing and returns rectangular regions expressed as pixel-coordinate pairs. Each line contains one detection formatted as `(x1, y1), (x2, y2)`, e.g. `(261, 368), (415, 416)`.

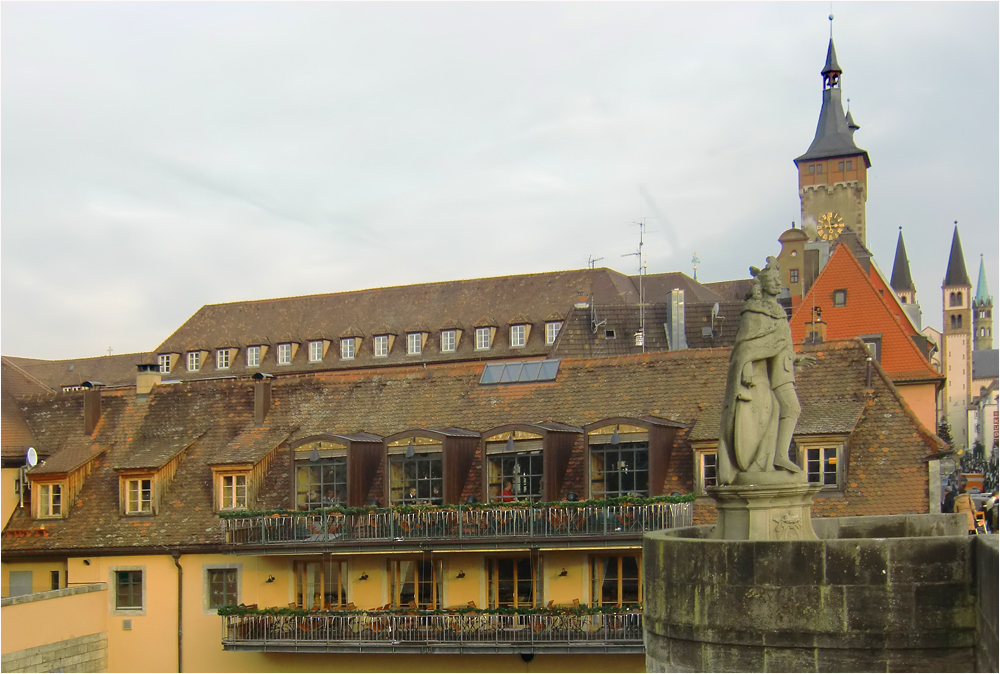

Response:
(222, 502), (692, 547)
(222, 609), (643, 654)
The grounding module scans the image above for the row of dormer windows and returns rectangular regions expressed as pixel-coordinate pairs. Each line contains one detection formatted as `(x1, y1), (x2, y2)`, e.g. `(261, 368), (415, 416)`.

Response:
(159, 322), (564, 373)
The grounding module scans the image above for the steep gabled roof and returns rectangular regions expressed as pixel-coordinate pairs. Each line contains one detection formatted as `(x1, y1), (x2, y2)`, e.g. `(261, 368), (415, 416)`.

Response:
(944, 226), (971, 287)
(890, 228), (915, 292)
(790, 244), (941, 383)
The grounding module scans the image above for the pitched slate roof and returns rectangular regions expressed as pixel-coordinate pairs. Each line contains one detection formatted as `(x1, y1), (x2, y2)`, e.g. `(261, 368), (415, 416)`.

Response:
(973, 350), (999, 381)
(1, 389), (36, 461)
(944, 226), (971, 287)
(703, 279), (753, 302)
(789, 244), (941, 383)
(630, 272), (722, 304)
(2, 353), (153, 393)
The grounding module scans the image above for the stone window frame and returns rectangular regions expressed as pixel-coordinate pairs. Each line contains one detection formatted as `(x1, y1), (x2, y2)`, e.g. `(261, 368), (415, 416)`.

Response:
(109, 566), (146, 617)
(203, 563), (242, 615)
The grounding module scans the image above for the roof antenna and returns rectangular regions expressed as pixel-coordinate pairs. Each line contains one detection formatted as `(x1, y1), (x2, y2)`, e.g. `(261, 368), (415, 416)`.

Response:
(829, 6), (834, 39)
(588, 255), (605, 269)
(692, 252), (700, 281)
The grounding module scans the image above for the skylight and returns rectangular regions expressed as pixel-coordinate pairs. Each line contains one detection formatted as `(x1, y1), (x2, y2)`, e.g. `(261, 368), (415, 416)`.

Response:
(480, 359), (560, 385)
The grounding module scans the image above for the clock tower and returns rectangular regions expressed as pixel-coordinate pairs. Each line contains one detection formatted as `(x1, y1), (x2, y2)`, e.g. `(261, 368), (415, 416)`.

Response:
(794, 39), (872, 246)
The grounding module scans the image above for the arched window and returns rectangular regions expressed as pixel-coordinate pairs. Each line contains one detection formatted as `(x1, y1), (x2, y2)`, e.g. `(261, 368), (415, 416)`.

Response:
(957, 315), (963, 329)
(951, 315), (957, 329)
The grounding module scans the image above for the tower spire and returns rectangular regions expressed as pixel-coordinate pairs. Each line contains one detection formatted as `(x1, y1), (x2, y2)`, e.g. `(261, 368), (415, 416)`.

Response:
(944, 223), (971, 287)
(890, 227), (915, 293)
(975, 255), (992, 304)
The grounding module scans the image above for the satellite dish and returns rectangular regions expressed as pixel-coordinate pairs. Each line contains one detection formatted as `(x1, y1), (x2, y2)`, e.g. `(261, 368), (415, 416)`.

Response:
(26, 447), (38, 467)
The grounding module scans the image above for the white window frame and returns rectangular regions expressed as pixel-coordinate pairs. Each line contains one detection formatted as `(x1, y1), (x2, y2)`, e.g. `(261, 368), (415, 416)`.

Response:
(475, 327), (491, 350)
(219, 474), (248, 510)
(187, 352), (201, 372)
(277, 343), (293, 365)
(110, 566), (146, 616)
(803, 444), (844, 490)
(246, 346), (261, 368)
(341, 338), (355, 360)
(407, 333), (422, 355)
(441, 330), (456, 353)
(374, 335), (389, 357)
(216, 349), (231, 370)
(125, 478), (153, 515)
(545, 321), (562, 345)
(308, 340), (324, 363)
(38, 483), (63, 519)
(510, 324), (526, 348)
(158, 354), (171, 374)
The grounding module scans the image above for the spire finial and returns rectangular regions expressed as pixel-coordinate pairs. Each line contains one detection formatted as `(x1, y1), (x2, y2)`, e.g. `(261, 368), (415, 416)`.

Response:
(829, 7), (834, 39)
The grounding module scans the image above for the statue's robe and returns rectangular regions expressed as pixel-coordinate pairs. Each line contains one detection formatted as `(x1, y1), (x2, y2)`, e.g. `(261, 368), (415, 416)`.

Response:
(717, 298), (795, 484)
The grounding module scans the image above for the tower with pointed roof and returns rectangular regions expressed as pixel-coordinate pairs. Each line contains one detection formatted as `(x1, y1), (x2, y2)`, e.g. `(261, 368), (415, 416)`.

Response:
(974, 255), (994, 351)
(941, 225), (973, 449)
(890, 227), (921, 328)
(795, 37), (872, 247)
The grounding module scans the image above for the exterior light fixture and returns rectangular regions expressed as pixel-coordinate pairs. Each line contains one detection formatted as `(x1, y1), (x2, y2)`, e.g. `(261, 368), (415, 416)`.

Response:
(456, 570), (466, 579)
(506, 433), (515, 452)
(359, 572), (369, 581)
(309, 447), (320, 463)
(405, 439), (415, 459)
(611, 425), (620, 445)
(265, 575), (275, 583)
(558, 568), (568, 577)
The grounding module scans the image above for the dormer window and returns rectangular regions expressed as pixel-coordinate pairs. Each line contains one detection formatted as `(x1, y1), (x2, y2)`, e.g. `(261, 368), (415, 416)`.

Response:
(374, 335), (389, 357)
(277, 343), (293, 365)
(125, 478), (153, 515)
(407, 333), (422, 355)
(341, 338), (356, 360)
(545, 321), (562, 345)
(441, 330), (456, 353)
(158, 354), (172, 374)
(187, 352), (201, 372)
(246, 346), (261, 368)
(308, 340), (324, 363)
(38, 483), (63, 519)
(219, 474), (247, 510)
(510, 325), (526, 348)
(217, 350), (231, 370)
(475, 327), (492, 350)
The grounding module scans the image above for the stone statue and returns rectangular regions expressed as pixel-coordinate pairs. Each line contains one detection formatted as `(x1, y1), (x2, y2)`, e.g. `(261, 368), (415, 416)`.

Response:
(717, 256), (812, 485)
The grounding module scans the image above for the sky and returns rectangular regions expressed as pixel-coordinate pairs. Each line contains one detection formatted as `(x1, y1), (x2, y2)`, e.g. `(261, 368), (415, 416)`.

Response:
(2, 2), (997, 361)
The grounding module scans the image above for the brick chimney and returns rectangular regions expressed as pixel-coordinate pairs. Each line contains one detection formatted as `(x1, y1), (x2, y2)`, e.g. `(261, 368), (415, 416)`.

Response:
(82, 381), (104, 435)
(253, 372), (272, 426)
(136, 363), (161, 401)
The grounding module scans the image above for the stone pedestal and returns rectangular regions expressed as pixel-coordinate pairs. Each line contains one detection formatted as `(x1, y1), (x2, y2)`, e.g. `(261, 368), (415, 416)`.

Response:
(708, 482), (822, 540)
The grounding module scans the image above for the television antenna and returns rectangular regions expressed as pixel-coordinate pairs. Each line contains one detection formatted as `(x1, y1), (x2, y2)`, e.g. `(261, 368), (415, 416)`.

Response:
(588, 255), (605, 269)
(622, 220), (649, 353)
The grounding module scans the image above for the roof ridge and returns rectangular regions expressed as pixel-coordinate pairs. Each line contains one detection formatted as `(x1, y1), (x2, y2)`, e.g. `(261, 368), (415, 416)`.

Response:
(1, 357), (56, 395)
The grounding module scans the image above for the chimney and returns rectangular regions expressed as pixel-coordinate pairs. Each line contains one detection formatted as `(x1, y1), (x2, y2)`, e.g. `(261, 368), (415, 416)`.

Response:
(82, 381), (104, 435)
(253, 373), (273, 426)
(665, 289), (688, 350)
(136, 363), (161, 401)
(805, 307), (827, 343)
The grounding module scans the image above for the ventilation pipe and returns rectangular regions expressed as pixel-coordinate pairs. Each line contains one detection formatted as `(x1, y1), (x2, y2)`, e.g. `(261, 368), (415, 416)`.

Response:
(81, 382), (104, 435)
(253, 373), (273, 426)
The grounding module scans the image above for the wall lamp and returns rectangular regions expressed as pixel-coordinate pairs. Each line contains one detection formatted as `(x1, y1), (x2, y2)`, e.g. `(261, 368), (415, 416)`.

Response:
(558, 568), (568, 577)
(611, 425), (621, 445)
(83, 559), (91, 566)
(405, 439), (416, 459)
(265, 575), (275, 583)
(456, 570), (466, 579)
(359, 572), (369, 581)
(506, 433), (515, 452)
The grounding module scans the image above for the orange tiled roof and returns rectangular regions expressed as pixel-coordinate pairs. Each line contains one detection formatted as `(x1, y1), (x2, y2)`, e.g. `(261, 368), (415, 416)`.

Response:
(790, 244), (941, 383)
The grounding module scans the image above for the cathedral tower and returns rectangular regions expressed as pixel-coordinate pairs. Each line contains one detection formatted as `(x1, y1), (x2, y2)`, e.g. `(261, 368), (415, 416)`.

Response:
(890, 227), (921, 328)
(974, 255), (994, 351)
(941, 225), (973, 449)
(795, 39), (872, 247)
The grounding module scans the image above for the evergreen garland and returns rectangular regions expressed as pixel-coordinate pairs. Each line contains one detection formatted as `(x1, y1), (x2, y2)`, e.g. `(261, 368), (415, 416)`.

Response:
(218, 603), (640, 618)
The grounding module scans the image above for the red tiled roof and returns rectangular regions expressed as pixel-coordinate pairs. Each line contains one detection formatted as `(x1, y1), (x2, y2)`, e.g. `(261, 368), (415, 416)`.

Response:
(790, 244), (941, 383)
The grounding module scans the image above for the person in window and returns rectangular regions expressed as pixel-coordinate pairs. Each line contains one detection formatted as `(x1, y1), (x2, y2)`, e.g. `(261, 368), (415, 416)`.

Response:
(501, 479), (515, 503)
(323, 487), (338, 507)
(404, 486), (419, 503)
(431, 485), (442, 504)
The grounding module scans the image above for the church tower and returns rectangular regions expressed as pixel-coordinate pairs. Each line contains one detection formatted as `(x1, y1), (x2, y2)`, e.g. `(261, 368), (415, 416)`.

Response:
(941, 225), (973, 449)
(795, 38), (872, 247)
(890, 226), (921, 328)
(974, 255), (994, 351)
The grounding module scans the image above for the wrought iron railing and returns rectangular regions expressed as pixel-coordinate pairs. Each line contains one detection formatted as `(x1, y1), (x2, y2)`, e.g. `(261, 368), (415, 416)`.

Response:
(222, 609), (642, 649)
(222, 502), (692, 547)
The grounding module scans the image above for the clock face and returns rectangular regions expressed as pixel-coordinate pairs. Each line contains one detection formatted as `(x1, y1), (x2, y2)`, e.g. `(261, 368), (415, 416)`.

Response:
(817, 212), (845, 241)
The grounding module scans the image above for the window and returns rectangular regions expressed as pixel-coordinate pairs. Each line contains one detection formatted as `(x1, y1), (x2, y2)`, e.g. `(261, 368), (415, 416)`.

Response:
(950, 291), (964, 307)
(590, 436), (649, 499)
(833, 289), (847, 307)
(158, 354), (171, 374)
(510, 324), (526, 348)
(295, 458), (347, 510)
(816, 164), (823, 174)
(591, 555), (641, 607)
(125, 479), (152, 514)
(789, 269), (799, 284)
(246, 346), (260, 368)
(487, 436), (543, 502)
(277, 343), (292, 365)
(207, 568), (239, 609)
(38, 483), (62, 518)
(389, 559), (442, 609)
(699, 452), (718, 494)
(308, 340), (324, 363)
(480, 359), (560, 385)
(294, 560), (346, 610)
(838, 161), (844, 171)
(545, 321), (562, 345)
(51, 571), (60, 591)
(440, 330), (456, 353)
(846, 160), (853, 170)
(475, 327), (491, 350)
(389, 446), (443, 505)
(220, 474), (247, 510)
(488, 557), (537, 608)
(341, 338), (355, 360)
(809, 165), (815, 175)
(407, 333), (422, 355)
(805, 446), (840, 488)
(374, 335), (389, 357)
(187, 352), (201, 372)
(860, 335), (882, 362)
(116, 570), (143, 610)
(216, 350), (230, 370)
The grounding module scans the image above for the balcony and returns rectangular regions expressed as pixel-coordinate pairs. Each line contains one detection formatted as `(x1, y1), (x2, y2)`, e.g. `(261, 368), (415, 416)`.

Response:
(222, 608), (643, 654)
(221, 502), (693, 552)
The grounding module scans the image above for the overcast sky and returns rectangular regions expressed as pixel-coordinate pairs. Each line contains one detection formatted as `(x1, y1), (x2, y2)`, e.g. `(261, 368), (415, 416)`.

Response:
(2, 2), (997, 360)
